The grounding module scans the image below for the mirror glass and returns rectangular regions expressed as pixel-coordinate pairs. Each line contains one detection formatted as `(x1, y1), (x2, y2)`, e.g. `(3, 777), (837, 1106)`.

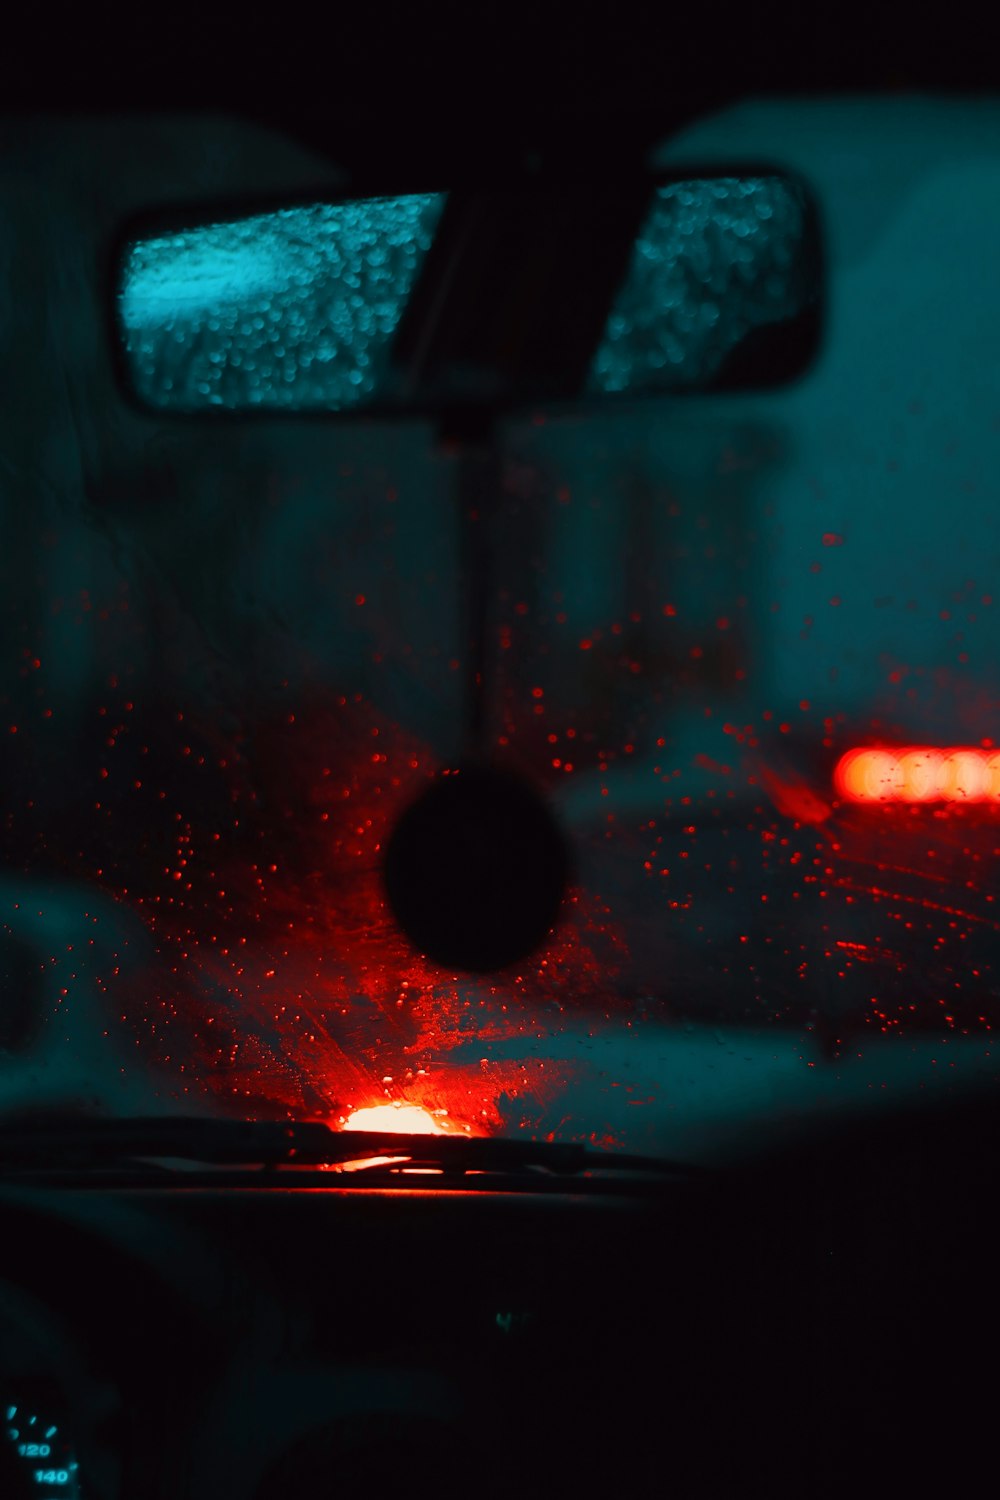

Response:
(586, 176), (815, 395)
(119, 193), (447, 412)
(115, 171), (820, 416)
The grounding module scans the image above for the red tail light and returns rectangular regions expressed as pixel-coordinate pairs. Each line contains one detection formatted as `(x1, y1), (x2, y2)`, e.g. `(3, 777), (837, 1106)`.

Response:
(835, 746), (1000, 803)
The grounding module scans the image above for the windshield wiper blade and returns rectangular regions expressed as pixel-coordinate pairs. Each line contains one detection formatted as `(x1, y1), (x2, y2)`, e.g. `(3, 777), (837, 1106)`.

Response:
(0, 1115), (698, 1181)
(322, 1131), (695, 1177)
(0, 1117), (336, 1169)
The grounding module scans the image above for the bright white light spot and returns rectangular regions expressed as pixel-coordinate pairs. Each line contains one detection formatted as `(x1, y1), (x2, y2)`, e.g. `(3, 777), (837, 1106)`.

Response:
(343, 1103), (445, 1135)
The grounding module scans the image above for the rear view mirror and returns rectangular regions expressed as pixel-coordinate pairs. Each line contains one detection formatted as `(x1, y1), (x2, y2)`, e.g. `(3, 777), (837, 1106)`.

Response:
(113, 165), (822, 421)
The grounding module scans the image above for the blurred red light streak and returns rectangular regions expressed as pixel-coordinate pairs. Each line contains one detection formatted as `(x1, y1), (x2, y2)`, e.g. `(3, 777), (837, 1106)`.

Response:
(835, 747), (1000, 804)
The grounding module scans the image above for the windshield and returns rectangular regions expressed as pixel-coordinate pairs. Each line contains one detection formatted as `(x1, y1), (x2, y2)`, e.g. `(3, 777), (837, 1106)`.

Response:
(2, 98), (999, 1163)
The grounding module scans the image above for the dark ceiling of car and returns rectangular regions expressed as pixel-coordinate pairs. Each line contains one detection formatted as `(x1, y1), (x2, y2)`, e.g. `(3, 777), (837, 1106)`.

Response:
(2, 14), (995, 185)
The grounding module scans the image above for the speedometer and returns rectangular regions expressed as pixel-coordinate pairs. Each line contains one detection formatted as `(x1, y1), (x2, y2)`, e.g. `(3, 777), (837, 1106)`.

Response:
(4, 1403), (81, 1497)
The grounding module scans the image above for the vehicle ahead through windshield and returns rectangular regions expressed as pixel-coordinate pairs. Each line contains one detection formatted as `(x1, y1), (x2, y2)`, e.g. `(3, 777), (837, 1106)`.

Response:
(2, 94), (1000, 1165)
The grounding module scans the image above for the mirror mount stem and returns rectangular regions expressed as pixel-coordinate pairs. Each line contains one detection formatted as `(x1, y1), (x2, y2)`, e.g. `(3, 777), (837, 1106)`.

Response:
(436, 408), (502, 761)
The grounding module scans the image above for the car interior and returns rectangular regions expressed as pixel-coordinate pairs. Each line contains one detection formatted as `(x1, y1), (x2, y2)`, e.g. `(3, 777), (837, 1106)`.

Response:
(2, 28), (1000, 1498)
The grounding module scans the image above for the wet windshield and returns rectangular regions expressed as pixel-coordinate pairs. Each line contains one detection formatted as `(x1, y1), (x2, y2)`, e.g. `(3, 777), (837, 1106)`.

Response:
(2, 97), (999, 1161)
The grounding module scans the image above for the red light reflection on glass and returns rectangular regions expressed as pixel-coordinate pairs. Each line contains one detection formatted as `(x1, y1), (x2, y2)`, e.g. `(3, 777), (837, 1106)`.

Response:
(89, 691), (627, 1137)
(835, 746), (1000, 803)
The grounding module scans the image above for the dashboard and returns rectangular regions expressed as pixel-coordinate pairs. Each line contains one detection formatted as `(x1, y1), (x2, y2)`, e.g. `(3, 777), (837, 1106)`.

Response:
(0, 1179), (699, 1499)
(2, 1093), (998, 1499)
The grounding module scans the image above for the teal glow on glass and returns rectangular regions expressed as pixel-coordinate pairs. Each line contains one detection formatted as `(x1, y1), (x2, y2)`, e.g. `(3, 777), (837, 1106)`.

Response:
(587, 176), (810, 394)
(119, 194), (446, 411)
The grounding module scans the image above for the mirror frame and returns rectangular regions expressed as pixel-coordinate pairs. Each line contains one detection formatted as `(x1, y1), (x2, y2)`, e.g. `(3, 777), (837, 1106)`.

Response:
(107, 159), (825, 428)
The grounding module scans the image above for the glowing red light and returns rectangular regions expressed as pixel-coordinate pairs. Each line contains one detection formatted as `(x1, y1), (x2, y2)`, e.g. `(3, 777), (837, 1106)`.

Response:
(835, 746), (1000, 803)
